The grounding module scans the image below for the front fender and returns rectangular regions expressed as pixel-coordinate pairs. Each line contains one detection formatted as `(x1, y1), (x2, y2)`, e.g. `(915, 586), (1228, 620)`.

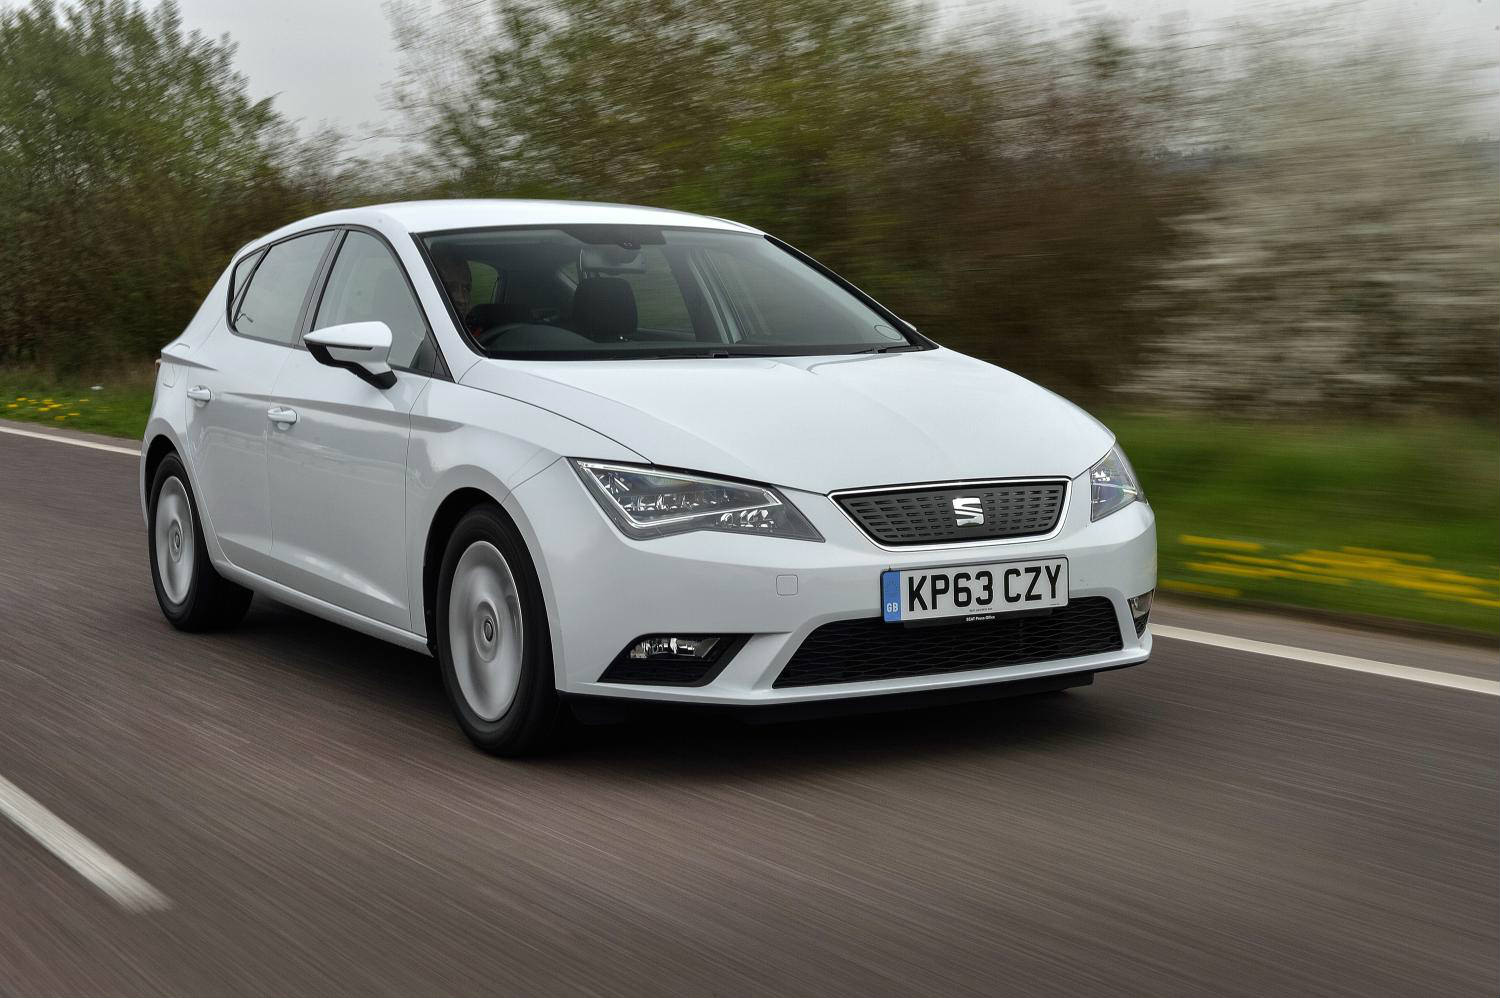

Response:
(403, 378), (643, 638)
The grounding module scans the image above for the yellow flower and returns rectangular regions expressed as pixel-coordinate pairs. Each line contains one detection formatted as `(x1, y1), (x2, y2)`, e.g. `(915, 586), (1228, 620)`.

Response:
(54, 414), (65, 420)
(68, 411), (80, 417)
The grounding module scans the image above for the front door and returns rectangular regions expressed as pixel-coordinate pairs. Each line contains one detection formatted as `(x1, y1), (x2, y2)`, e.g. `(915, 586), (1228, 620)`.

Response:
(264, 229), (442, 630)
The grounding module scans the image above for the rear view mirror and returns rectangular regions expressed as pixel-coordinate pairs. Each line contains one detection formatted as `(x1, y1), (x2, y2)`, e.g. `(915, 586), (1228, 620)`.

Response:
(304, 321), (396, 389)
(580, 245), (645, 274)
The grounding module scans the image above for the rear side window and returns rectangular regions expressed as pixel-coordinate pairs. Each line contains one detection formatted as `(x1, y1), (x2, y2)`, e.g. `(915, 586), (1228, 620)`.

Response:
(232, 230), (335, 345)
(313, 232), (434, 372)
(228, 249), (264, 318)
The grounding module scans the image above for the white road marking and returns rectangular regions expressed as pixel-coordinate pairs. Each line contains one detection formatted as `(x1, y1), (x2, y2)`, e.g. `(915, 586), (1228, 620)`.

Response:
(0, 774), (169, 912)
(0, 423), (139, 456)
(1153, 624), (1499, 696)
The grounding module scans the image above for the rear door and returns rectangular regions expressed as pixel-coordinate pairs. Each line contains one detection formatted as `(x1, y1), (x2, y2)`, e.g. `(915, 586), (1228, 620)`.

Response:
(263, 228), (440, 630)
(184, 230), (335, 575)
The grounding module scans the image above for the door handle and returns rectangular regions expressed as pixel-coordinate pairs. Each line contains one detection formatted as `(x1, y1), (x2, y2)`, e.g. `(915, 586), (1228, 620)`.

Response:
(266, 406), (299, 426)
(186, 386), (212, 403)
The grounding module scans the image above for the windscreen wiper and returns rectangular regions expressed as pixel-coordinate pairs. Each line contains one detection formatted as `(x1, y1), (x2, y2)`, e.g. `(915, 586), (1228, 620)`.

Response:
(597, 348), (779, 359)
(850, 343), (920, 354)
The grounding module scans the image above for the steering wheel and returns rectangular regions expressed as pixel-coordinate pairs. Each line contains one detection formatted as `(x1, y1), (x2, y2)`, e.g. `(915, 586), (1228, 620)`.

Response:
(476, 323), (528, 349)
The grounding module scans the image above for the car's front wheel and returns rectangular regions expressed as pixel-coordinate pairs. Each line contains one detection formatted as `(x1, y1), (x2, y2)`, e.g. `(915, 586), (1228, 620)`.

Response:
(435, 505), (563, 755)
(148, 453), (253, 630)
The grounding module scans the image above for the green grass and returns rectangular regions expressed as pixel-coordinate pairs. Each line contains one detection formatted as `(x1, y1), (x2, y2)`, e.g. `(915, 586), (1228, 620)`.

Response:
(3, 366), (1495, 635)
(0, 368), (154, 439)
(1109, 413), (1500, 636)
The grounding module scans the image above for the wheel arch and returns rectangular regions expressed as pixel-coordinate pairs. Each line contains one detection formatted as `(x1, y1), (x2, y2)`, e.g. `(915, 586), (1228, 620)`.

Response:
(141, 420), (235, 575)
(140, 421), (187, 526)
(421, 486), (518, 652)
(143, 434), (178, 498)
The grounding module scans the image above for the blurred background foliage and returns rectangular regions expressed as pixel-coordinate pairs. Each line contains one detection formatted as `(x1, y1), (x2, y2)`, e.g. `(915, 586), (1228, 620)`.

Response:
(1, 0), (1495, 630)
(0, 0), (1493, 415)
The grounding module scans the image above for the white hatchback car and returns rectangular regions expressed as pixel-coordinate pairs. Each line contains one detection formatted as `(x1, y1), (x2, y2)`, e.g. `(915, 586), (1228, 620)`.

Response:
(142, 199), (1155, 754)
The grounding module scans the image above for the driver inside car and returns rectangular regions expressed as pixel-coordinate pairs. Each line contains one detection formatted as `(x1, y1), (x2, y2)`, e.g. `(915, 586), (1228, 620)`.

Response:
(431, 247), (475, 333)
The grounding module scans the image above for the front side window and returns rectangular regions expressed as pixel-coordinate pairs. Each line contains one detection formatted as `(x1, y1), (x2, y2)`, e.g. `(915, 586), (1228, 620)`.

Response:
(313, 231), (434, 372)
(232, 231), (335, 345)
(421, 226), (919, 359)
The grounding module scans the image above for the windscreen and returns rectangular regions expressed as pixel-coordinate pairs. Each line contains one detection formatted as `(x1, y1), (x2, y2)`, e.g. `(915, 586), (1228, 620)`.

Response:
(420, 226), (919, 359)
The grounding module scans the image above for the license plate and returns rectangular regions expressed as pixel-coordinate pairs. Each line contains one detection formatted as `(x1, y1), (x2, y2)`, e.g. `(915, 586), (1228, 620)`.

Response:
(882, 558), (1068, 623)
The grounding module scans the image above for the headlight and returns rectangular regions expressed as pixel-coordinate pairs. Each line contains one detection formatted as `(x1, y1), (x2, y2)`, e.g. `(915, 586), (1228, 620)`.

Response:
(1089, 445), (1145, 521)
(572, 461), (823, 541)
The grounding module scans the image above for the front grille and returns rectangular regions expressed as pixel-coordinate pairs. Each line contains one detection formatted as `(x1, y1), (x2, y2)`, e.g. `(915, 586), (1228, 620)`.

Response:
(773, 596), (1122, 688)
(836, 480), (1067, 546)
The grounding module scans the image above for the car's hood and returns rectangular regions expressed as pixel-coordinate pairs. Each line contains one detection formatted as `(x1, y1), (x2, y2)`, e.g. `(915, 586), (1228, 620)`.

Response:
(460, 348), (1113, 494)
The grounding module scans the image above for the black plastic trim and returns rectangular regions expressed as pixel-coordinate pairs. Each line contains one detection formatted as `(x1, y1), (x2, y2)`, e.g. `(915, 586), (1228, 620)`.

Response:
(773, 596), (1125, 688)
(304, 340), (398, 389)
(833, 477), (1070, 547)
(599, 634), (750, 687)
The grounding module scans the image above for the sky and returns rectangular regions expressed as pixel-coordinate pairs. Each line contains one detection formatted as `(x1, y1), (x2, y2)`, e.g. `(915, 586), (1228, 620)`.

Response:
(13, 0), (1496, 149)
(172, 0), (413, 151)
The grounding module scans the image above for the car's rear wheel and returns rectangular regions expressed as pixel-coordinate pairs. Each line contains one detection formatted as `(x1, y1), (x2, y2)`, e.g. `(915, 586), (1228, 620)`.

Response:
(436, 505), (563, 755)
(148, 454), (252, 630)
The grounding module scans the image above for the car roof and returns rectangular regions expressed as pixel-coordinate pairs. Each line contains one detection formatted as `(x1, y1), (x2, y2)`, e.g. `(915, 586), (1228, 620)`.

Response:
(247, 199), (761, 251)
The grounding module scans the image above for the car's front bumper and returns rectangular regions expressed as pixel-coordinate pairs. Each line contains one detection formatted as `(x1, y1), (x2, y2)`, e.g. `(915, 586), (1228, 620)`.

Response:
(506, 459), (1156, 706)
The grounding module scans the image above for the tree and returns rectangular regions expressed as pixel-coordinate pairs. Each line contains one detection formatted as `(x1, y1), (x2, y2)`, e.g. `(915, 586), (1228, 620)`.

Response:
(1132, 18), (1499, 414)
(389, 0), (1188, 396)
(0, 0), (296, 369)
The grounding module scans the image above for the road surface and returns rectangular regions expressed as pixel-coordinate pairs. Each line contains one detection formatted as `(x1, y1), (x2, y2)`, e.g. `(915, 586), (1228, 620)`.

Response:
(1, 424), (1496, 996)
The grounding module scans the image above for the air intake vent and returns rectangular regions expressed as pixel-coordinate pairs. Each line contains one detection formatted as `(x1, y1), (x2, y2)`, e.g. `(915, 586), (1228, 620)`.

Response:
(774, 597), (1122, 688)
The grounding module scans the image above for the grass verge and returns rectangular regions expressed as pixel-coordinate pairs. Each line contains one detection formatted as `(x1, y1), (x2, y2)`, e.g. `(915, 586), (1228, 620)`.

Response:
(0, 368), (154, 439)
(1109, 413), (1499, 636)
(3, 368), (1495, 635)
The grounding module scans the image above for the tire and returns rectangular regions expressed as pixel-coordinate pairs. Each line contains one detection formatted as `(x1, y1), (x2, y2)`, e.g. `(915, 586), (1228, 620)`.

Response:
(435, 505), (564, 756)
(148, 453), (253, 631)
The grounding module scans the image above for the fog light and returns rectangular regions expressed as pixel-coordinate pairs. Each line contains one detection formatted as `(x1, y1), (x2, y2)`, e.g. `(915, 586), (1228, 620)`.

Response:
(1129, 590), (1153, 636)
(627, 635), (721, 660)
(602, 633), (747, 686)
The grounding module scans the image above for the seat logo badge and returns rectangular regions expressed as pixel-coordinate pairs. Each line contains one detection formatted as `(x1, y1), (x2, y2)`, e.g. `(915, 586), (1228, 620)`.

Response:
(952, 496), (984, 526)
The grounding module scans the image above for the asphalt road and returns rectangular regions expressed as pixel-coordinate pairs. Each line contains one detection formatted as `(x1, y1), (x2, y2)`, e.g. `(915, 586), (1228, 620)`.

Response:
(1, 426), (1496, 997)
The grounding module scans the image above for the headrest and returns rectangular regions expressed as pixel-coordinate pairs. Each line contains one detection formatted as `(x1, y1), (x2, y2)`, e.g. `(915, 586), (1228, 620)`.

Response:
(571, 277), (637, 341)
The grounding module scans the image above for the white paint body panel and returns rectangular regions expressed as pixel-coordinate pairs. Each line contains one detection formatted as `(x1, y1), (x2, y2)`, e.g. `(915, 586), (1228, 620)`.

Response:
(458, 348), (1112, 493)
(143, 199), (1156, 707)
(264, 349), (426, 629)
(503, 459), (1153, 704)
(180, 322), (290, 576)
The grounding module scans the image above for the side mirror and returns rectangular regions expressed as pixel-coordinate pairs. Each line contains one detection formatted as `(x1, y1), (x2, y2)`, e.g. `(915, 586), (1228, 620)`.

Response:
(304, 322), (396, 389)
